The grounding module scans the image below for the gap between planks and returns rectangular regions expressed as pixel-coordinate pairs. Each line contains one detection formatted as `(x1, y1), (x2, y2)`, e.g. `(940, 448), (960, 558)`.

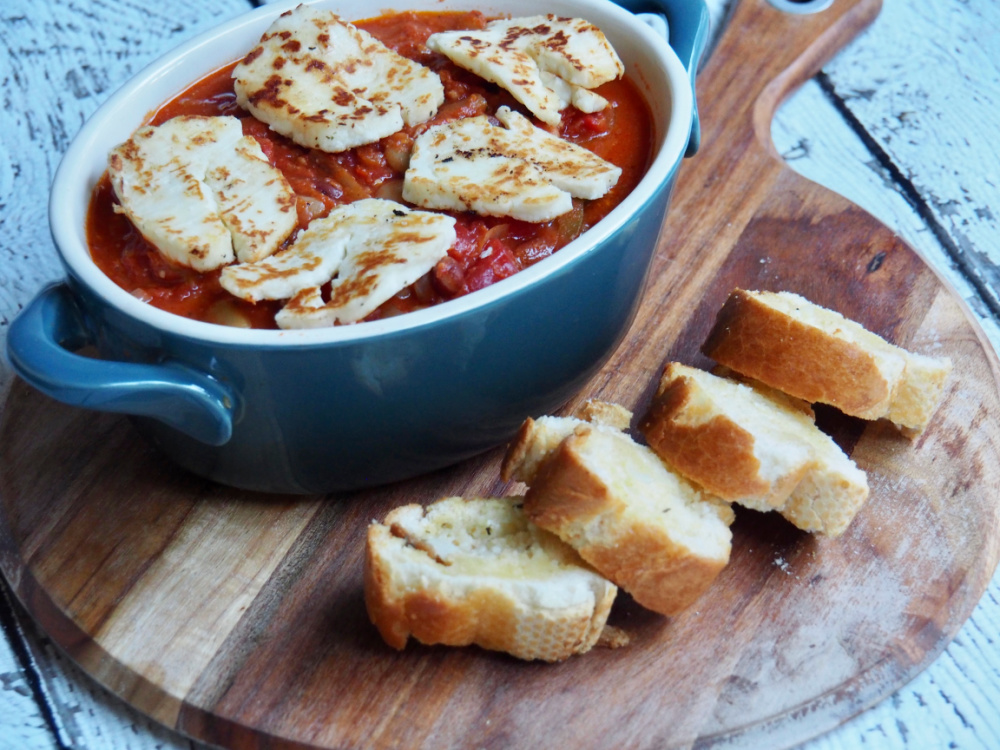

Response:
(812, 71), (1000, 322)
(0, 582), (69, 750)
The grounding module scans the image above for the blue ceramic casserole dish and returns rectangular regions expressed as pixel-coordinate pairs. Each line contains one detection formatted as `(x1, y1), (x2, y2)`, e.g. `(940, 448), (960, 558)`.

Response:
(7, 0), (708, 493)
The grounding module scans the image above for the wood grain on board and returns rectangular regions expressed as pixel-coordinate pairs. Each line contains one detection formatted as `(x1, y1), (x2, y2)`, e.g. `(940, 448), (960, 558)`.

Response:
(1, 0), (999, 749)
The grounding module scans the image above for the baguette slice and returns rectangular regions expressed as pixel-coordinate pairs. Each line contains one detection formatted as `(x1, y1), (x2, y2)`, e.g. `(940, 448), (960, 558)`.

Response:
(364, 496), (617, 662)
(640, 363), (816, 511)
(702, 289), (951, 435)
(641, 363), (869, 537)
(505, 419), (734, 616)
(501, 400), (632, 485)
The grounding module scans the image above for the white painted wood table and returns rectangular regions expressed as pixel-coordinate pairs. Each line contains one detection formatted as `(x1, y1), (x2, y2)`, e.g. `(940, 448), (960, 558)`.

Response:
(1, 0), (998, 747)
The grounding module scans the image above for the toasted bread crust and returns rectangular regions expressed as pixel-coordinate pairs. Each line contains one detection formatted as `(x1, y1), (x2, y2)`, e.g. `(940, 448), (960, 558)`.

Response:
(501, 417), (542, 483)
(521, 440), (616, 532)
(640, 374), (772, 502)
(574, 399), (633, 430)
(364, 529), (411, 649)
(640, 363), (870, 535)
(578, 525), (729, 616)
(640, 363), (818, 511)
(501, 402), (634, 484)
(703, 290), (951, 433)
(888, 353), (953, 433)
(365, 528), (507, 650)
(366, 532), (520, 650)
(523, 433), (730, 616)
(779, 471), (869, 538)
(702, 290), (891, 417)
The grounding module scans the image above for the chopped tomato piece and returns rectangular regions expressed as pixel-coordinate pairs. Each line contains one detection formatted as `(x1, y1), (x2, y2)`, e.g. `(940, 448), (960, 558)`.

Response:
(464, 245), (519, 293)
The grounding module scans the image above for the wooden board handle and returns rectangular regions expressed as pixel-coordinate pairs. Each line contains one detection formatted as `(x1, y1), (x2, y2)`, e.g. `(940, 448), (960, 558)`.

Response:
(706, 0), (882, 147)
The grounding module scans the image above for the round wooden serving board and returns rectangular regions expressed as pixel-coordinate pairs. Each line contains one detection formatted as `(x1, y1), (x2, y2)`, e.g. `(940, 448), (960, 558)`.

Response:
(2, 0), (1000, 748)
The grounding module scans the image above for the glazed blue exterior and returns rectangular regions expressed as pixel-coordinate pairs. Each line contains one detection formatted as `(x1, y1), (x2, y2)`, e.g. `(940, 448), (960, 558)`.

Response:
(7, 0), (709, 494)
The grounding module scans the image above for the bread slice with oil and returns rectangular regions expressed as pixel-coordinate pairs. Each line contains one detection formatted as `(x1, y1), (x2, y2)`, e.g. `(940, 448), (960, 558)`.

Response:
(364, 496), (617, 662)
(505, 417), (734, 616)
(702, 289), (951, 435)
(640, 362), (869, 537)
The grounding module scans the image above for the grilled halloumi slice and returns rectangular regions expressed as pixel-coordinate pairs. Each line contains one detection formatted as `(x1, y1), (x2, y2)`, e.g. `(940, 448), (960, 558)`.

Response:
(108, 115), (297, 272)
(233, 5), (444, 153)
(539, 71), (609, 114)
(402, 106), (622, 222)
(426, 15), (623, 126)
(219, 199), (456, 328)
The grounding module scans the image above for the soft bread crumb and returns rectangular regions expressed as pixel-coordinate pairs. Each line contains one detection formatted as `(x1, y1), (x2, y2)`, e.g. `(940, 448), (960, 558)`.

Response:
(596, 624), (631, 649)
(711, 365), (815, 418)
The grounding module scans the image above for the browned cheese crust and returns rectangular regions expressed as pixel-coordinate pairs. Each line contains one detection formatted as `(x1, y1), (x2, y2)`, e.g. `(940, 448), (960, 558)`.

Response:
(702, 290), (891, 415)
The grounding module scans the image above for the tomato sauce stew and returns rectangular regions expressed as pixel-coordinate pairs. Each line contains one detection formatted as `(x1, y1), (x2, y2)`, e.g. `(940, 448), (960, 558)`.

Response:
(86, 11), (655, 329)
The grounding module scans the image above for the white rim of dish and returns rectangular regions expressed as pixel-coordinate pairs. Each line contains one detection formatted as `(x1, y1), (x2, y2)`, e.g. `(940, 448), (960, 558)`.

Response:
(51, 0), (693, 347)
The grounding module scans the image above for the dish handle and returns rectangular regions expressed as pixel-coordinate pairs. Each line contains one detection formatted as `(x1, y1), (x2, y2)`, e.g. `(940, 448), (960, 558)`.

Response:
(5, 282), (234, 446)
(617, 0), (710, 156)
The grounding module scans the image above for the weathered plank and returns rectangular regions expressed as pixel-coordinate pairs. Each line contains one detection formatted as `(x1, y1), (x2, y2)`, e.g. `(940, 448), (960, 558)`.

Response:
(0, 589), (57, 750)
(772, 79), (1000, 348)
(817, 0), (1000, 319)
(772, 81), (1000, 750)
(0, 0), (251, 387)
(7, 591), (205, 750)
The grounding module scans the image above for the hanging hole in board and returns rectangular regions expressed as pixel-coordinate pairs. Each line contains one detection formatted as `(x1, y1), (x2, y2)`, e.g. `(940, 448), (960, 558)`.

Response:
(767, 0), (835, 14)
